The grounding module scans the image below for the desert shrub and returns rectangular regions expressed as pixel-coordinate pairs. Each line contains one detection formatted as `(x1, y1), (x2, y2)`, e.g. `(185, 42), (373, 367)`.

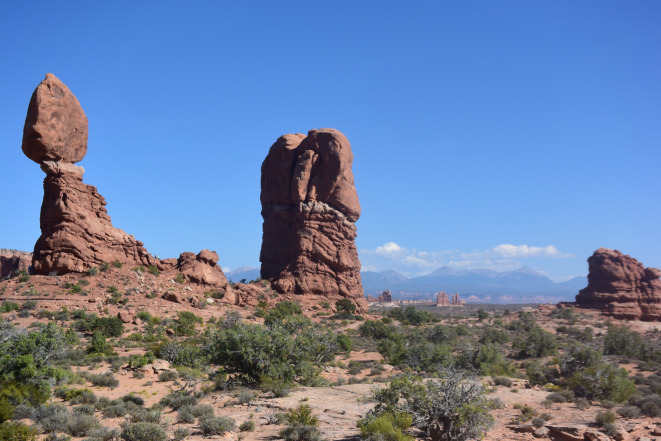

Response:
(112, 260), (122, 269)
(173, 427), (189, 441)
(126, 406), (161, 424)
(121, 394), (144, 406)
(458, 343), (515, 376)
(173, 311), (203, 336)
(358, 411), (413, 441)
(73, 404), (95, 415)
(158, 370), (178, 382)
(0, 322), (70, 405)
(85, 426), (120, 441)
(525, 361), (559, 386)
(264, 300), (303, 326)
(176, 406), (196, 424)
(67, 413), (101, 437)
(21, 300), (38, 311)
(147, 265), (160, 277)
(199, 415), (235, 436)
(335, 299), (356, 315)
(259, 376), (293, 398)
(218, 310), (242, 329)
(425, 325), (458, 344)
(546, 390), (574, 403)
(514, 327), (556, 358)
(87, 332), (114, 356)
(160, 392), (197, 410)
(492, 376), (512, 387)
(120, 422), (167, 441)
(279, 404), (324, 441)
(239, 419), (256, 432)
(101, 401), (129, 418)
(367, 368), (494, 441)
(127, 352), (155, 369)
(235, 389), (255, 404)
(531, 417), (546, 428)
(640, 401), (661, 417)
(595, 410), (616, 426)
(55, 387), (97, 404)
(617, 405), (640, 418)
(568, 363), (635, 403)
(0, 421), (37, 441)
(32, 403), (70, 433)
(0, 398), (13, 423)
(157, 341), (203, 369)
(560, 344), (602, 376)
(17, 309), (30, 318)
(387, 306), (434, 326)
(479, 327), (509, 344)
(85, 372), (118, 389)
(337, 334), (352, 352)
(604, 326), (647, 359)
(93, 317), (124, 338)
(1, 301), (20, 313)
(575, 397), (590, 409)
(206, 322), (334, 385)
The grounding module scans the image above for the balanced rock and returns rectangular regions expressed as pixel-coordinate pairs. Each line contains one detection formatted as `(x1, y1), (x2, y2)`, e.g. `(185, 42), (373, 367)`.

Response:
(23, 73), (88, 164)
(260, 129), (366, 311)
(575, 248), (661, 321)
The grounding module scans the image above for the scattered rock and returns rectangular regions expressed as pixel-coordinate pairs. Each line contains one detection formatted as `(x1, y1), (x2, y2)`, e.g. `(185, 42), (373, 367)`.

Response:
(546, 424), (588, 441)
(585, 429), (611, 441)
(117, 311), (132, 323)
(151, 359), (170, 373)
(533, 426), (550, 438)
(176, 251), (234, 300)
(576, 248), (661, 321)
(162, 292), (182, 304)
(259, 129), (366, 311)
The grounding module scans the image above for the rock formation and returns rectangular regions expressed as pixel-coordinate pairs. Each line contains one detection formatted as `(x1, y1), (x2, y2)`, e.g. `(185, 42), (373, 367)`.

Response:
(436, 292), (449, 306)
(575, 248), (661, 321)
(21, 74), (234, 299)
(367, 290), (393, 303)
(260, 129), (366, 311)
(23, 74), (156, 274)
(0, 250), (32, 279)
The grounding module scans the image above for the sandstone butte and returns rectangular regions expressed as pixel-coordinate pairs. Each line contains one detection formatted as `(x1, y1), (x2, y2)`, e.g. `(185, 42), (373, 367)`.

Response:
(575, 247), (661, 321)
(260, 129), (367, 312)
(21, 73), (234, 302)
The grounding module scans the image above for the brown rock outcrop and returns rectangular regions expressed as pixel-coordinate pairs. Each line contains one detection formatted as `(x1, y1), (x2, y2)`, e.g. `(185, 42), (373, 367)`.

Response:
(575, 248), (661, 321)
(260, 129), (365, 311)
(22, 74), (156, 274)
(21, 74), (234, 299)
(436, 292), (449, 306)
(0, 250), (32, 279)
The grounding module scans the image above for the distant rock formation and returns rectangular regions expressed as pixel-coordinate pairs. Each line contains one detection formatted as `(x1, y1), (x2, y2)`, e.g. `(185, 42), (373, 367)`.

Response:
(367, 290), (392, 303)
(436, 291), (463, 307)
(260, 129), (366, 311)
(0, 250), (32, 279)
(436, 292), (449, 306)
(575, 248), (661, 321)
(22, 74), (233, 298)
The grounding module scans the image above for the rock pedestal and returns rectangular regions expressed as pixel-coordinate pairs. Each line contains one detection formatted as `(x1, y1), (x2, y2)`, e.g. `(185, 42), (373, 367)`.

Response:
(259, 129), (366, 311)
(575, 248), (661, 321)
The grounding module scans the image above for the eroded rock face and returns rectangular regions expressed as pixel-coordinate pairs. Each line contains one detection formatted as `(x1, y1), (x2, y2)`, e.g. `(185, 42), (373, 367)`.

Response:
(0, 250), (32, 279)
(575, 248), (661, 321)
(260, 128), (366, 311)
(22, 75), (233, 297)
(20, 75), (157, 276)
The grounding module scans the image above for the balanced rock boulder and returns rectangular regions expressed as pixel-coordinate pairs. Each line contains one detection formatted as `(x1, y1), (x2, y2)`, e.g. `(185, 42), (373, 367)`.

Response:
(260, 129), (366, 311)
(23, 74), (155, 274)
(575, 248), (661, 321)
(21, 74), (233, 300)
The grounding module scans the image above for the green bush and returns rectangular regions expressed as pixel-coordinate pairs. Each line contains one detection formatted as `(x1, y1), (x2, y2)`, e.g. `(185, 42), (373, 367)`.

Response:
(604, 326), (647, 359)
(147, 265), (160, 277)
(514, 327), (556, 358)
(0, 421), (37, 441)
(595, 410), (616, 426)
(336, 299), (356, 315)
(199, 415), (235, 436)
(367, 369), (494, 441)
(158, 370), (179, 382)
(279, 405), (324, 441)
(0, 302), (20, 313)
(174, 311), (203, 336)
(568, 363), (635, 403)
(121, 422), (167, 441)
(337, 334), (352, 352)
(239, 419), (256, 432)
(358, 411), (413, 441)
(66, 413), (101, 437)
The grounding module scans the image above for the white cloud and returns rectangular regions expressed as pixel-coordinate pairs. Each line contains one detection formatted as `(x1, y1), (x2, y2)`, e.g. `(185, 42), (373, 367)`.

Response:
(359, 242), (572, 278)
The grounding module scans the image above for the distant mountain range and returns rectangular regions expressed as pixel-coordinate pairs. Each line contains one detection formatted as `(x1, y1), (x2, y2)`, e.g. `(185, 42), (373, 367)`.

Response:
(361, 267), (586, 303)
(226, 265), (585, 303)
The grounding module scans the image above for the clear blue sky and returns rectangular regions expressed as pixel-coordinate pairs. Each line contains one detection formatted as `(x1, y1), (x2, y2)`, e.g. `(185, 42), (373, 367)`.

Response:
(1, 1), (659, 282)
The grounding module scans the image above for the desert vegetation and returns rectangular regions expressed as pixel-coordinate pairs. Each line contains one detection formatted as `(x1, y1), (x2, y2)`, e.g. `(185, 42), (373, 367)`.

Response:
(0, 267), (661, 440)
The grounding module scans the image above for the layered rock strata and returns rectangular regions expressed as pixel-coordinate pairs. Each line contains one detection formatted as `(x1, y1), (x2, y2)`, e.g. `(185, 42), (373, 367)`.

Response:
(0, 250), (32, 279)
(575, 248), (661, 321)
(21, 74), (233, 299)
(260, 129), (366, 311)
